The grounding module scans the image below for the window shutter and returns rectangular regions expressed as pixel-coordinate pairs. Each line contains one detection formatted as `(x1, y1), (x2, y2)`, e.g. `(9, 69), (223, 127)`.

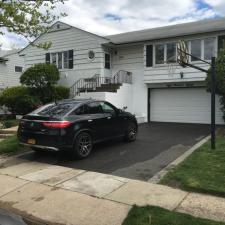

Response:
(218, 35), (225, 53)
(146, 45), (153, 67)
(68, 50), (74, 69)
(45, 53), (50, 63)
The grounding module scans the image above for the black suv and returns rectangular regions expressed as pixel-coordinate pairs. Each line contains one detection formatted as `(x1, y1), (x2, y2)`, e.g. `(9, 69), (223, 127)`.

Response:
(18, 99), (138, 158)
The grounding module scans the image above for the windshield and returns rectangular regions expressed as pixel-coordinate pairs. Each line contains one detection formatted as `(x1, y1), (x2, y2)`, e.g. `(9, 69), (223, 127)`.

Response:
(30, 102), (80, 117)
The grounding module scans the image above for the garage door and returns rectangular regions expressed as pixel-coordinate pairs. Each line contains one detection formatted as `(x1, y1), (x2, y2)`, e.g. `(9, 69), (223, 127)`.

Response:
(150, 88), (224, 124)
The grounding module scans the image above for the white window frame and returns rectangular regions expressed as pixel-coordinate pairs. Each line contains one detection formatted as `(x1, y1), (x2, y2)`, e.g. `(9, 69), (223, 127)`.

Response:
(189, 37), (216, 63)
(153, 42), (177, 66)
(152, 36), (217, 67)
(50, 51), (70, 70)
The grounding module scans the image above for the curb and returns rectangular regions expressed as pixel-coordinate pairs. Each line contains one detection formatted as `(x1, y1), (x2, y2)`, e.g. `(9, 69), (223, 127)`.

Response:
(148, 135), (211, 184)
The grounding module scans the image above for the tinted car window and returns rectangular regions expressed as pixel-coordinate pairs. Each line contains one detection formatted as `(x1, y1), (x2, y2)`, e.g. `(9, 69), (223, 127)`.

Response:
(88, 102), (103, 114)
(33, 103), (79, 117)
(71, 104), (89, 115)
(100, 102), (115, 114)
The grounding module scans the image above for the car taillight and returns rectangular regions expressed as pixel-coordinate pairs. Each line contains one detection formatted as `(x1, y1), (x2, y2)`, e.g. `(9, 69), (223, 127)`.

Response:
(42, 121), (72, 129)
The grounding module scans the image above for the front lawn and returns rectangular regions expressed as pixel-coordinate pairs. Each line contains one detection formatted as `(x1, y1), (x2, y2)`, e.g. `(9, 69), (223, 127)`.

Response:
(123, 206), (224, 225)
(160, 136), (225, 197)
(0, 135), (28, 155)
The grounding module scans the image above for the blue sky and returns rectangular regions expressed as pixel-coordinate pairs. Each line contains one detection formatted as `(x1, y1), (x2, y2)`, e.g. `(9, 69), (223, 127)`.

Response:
(0, 0), (224, 50)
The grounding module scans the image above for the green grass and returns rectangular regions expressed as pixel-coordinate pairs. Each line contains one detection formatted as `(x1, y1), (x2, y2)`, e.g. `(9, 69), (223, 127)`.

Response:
(160, 137), (225, 197)
(0, 135), (28, 155)
(123, 206), (224, 225)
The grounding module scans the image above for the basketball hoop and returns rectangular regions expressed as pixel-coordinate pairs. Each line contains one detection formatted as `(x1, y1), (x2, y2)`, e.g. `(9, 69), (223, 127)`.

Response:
(177, 40), (189, 68)
(166, 62), (178, 77)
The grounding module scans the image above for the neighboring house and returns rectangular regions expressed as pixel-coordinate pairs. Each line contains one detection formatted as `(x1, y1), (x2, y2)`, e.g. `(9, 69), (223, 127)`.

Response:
(19, 18), (225, 124)
(0, 49), (24, 89)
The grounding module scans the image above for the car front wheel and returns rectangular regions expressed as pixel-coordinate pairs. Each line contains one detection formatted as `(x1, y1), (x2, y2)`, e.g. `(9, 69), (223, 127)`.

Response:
(73, 132), (93, 159)
(124, 122), (137, 142)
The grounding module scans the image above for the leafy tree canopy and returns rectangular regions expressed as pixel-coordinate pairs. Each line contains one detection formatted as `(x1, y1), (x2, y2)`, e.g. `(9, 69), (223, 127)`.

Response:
(0, 0), (67, 49)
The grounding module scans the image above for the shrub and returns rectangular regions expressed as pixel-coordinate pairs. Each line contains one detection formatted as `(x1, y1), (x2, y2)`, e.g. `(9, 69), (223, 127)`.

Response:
(206, 50), (225, 120)
(14, 95), (42, 115)
(20, 63), (60, 89)
(0, 86), (30, 113)
(54, 86), (70, 100)
(28, 85), (70, 104)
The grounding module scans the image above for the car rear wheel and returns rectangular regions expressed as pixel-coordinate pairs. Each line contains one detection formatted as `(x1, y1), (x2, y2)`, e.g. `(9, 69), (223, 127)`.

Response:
(73, 132), (93, 159)
(124, 122), (137, 142)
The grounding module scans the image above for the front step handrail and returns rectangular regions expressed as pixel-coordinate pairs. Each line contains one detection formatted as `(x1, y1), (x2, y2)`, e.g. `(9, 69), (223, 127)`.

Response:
(70, 71), (132, 98)
(70, 74), (100, 98)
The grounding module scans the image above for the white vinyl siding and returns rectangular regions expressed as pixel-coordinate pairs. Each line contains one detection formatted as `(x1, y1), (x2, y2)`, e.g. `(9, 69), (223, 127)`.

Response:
(0, 53), (24, 88)
(144, 34), (219, 84)
(21, 22), (109, 87)
(150, 88), (224, 124)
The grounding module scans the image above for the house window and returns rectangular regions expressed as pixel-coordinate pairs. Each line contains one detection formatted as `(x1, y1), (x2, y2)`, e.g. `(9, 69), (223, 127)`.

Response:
(15, 66), (23, 72)
(51, 53), (57, 65)
(204, 38), (215, 60)
(58, 52), (62, 69)
(191, 40), (201, 61)
(105, 53), (111, 69)
(63, 51), (69, 69)
(49, 50), (73, 69)
(88, 50), (95, 60)
(155, 43), (176, 65)
(155, 44), (164, 64)
(190, 38), (216, 62)
(166, 43), (176, 63)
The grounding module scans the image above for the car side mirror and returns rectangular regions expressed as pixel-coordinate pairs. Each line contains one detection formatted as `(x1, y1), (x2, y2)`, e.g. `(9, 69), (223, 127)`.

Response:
(117, 109), (124, 114)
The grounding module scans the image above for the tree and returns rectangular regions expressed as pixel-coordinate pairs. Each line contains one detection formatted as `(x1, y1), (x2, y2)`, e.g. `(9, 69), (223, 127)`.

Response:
(0, 0), (67, 49)
(20, 63), (60, 88)
(206, 50), (225, 120)
(20, 63), (60, 103)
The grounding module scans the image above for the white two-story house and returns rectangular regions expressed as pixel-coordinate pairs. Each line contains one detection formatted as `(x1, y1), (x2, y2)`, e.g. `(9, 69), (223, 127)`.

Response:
(19, 18), (225, 124)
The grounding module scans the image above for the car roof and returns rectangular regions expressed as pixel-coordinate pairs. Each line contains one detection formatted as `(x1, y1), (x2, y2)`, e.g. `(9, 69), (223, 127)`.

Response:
(56, 98), (103, 104)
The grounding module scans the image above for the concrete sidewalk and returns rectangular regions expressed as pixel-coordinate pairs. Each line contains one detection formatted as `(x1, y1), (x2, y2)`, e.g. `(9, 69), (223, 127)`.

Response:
(0, 157), (225, 225)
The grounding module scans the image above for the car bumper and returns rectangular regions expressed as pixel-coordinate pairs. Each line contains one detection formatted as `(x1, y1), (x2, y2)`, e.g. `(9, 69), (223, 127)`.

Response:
(19, 142), (59, 151)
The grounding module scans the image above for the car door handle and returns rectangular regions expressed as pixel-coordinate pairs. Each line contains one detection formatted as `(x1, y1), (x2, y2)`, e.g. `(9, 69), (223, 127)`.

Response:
(107, 117), (111, 120)
(88, 119), (93, 122)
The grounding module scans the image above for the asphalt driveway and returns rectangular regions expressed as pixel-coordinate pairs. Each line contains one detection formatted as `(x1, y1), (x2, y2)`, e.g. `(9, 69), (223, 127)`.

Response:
(18, 122), (210, 181)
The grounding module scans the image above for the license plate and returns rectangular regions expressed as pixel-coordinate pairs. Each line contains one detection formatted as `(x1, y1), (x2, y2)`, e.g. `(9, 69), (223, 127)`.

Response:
(27, 138), (36, 145)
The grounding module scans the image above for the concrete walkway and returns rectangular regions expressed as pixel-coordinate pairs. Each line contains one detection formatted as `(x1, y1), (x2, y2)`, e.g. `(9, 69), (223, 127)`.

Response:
(0, 156), (225, 225)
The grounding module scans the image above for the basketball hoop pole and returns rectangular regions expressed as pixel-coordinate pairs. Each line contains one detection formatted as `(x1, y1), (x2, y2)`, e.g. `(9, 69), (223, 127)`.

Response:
(177, 41), (216, 150)
(211, 57), (216, 150)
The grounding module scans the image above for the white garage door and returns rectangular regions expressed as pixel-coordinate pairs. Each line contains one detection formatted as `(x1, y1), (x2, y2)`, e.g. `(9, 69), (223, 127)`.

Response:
(150, 88), (224, 124)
